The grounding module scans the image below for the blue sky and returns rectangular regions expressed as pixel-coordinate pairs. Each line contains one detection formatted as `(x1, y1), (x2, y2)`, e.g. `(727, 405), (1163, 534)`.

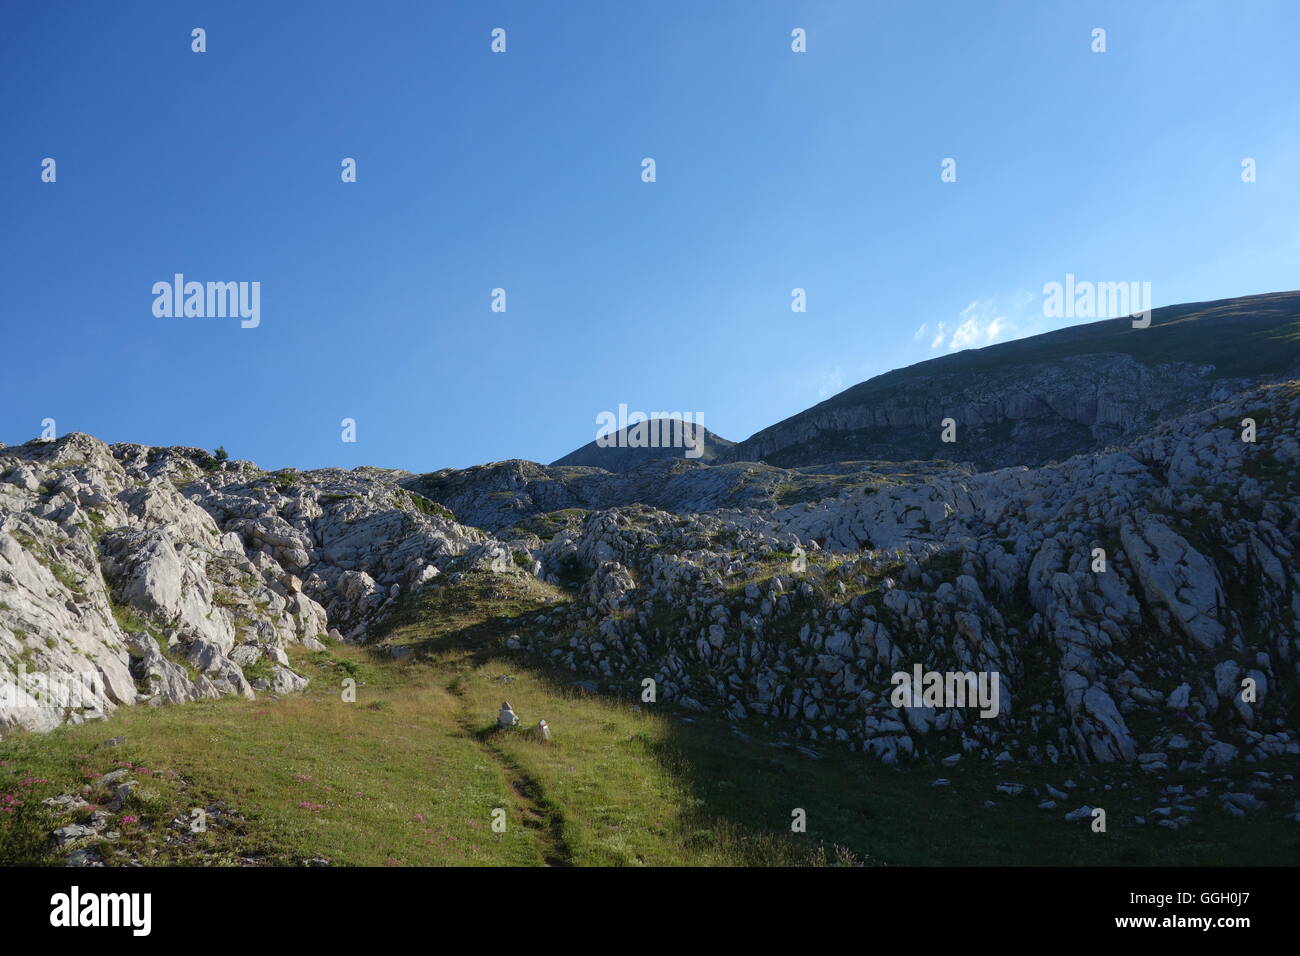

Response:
(3, 0), (1299, 472)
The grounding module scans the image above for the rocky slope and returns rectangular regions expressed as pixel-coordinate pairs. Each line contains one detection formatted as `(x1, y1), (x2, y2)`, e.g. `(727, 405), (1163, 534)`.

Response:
(405, 456), (970, 535)
(508, 378), (1300, 777)
(0, 437), (497, 735)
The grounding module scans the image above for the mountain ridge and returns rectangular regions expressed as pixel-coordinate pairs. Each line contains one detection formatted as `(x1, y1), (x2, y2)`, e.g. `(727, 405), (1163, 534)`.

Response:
(549, 291), (1300, 472)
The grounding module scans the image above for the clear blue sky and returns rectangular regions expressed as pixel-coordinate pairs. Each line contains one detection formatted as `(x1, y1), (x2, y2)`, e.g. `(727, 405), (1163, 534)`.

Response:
(3, 1), (1299, 472)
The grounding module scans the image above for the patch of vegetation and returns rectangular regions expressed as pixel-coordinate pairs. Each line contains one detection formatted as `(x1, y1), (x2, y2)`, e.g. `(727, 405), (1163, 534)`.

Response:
(189, 451), (220, 473)
(83, 508), (110, 541)
(9, 531), (40, 553)
(109, 600), (152, 635)
(309, 650), (365, 681)
(271, 469), (301, 491)
(405, 491), (455, 522)
(508, 509), (590, 541)
(240, 654), (275, 684)
(49, 561), (83, 594)
(773, 475), (871, 507)
(370, 570), (569, 649)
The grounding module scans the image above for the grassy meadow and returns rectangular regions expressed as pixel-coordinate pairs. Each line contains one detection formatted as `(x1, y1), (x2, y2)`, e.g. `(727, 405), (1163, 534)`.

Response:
(3, 571), (1296, 867)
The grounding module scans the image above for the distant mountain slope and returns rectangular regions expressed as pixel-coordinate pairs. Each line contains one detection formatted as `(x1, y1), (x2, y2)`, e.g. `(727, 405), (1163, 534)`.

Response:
(551, 420), (734, 472)
(727, 291), (1300, 470)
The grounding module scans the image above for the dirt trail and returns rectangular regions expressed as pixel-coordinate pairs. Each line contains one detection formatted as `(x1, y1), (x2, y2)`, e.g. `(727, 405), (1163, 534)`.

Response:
(449, 680), (572, 867)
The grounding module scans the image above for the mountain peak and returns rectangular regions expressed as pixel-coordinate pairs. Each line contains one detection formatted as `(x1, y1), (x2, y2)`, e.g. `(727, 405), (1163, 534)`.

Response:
(551, 419), (734, 472)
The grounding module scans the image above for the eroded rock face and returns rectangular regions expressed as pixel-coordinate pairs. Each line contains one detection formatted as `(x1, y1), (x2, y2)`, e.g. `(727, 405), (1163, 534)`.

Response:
(727, 354), (1236, 469)
(0, 436), (500, 735)
(1119, 516), (1227, 650)
(509, 380), (1300, 771)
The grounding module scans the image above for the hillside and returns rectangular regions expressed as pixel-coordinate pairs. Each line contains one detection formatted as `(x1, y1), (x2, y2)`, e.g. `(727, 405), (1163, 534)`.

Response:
(728, 291), (1300, 469)
(4, 569), (1293, 867)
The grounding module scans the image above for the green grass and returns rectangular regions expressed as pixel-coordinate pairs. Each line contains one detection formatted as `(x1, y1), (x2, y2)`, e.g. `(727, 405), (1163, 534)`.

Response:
(0, 656), (538, 866)
(212, 590), (239, 609)
(773, 478), (858, 507)
(507, 508), (590, 541)
(4, 570), (1298, 866)
(404, 491), (455, 522)
(239, 654), (276, 684)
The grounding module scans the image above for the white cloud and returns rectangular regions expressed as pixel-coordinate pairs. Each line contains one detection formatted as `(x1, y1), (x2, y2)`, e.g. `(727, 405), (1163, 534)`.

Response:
(816, 365), (844, 399)
(926, 293), (1039, 353)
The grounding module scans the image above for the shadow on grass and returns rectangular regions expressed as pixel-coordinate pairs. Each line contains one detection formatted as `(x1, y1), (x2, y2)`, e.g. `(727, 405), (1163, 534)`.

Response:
(367, 570), (1300, 867)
